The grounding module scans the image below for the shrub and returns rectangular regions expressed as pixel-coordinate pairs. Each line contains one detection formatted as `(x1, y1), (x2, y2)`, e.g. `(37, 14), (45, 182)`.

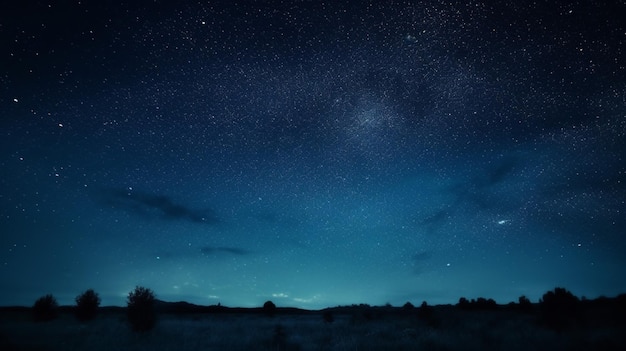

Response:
(456, 297), (497, 310)
(418, 301), (439, 328)
(263, 300), (276, 317)
(475, 297), (497, 310)
(75, 289), (101, 321)
(418, 301), (433, 317)
(457, 297), (470, 309)
(127, 286), (157, 332)
(33, 294), (59, 322)
(360, 304), (373, 321)
(518, 295), (532, 312)
(402, 301), (415, 310)
(540, 287), (580, 330)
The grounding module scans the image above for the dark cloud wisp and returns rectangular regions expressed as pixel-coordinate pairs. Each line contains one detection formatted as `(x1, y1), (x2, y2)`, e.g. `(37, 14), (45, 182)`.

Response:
(101, 188), (220, 224)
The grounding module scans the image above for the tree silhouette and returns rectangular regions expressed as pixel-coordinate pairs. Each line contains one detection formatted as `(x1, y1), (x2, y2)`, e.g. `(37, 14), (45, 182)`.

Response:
(456, 296), (497, 310)
(33, 294), (58, 322)
(457, 297), (470, 309)
(540, 287), (580, 330)
(475, 297), (497, 310)
(263, 300), (277, 317)
(418, 301), (431, 316)
(518, 295), (532, 312)
(127, 286), (157, 332)
(418, 301), (439, 328)
(75, 289), (101, 322)
(402, 301), (415, 310)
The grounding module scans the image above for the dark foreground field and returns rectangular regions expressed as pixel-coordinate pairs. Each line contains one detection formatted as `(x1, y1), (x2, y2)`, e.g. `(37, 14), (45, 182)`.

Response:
(1, 302), (625, 351)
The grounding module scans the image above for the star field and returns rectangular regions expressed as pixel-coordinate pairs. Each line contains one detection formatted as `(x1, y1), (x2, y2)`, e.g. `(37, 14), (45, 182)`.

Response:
(1, 1), (625, 309)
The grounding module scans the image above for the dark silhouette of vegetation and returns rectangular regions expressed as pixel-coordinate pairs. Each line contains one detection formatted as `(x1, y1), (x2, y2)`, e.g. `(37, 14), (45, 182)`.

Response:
(517, 295), (532, 312)
(612, 293), (626, 325)
(618, 294), (626, 314)
(75, 289), (101, 322)
(457, 297), (497, 310)
(6, 290), (626, 350)
(127, 286), (157, 332)
(401, 301), (415, 316)
(263, 300), (276, 317)
(418, 301), (440, 328)
(475, 297), (497, 310)
(539, 287), (580, 330)
(345, 304), (377, 323)
(32, 294), (58, 322)
(402, 301), (414, 310)
(457, 297), (470, 309)
(8, 285), (626, 351)
(360, 304), (374, 321)
(418, 301), (433, 318)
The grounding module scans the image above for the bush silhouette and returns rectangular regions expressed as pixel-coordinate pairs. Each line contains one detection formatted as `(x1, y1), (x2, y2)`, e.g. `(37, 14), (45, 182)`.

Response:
(75, 289), (101, 322)
(540, 287), (580, 330)
(475, 297), (497, 310)
(418, 301), (440, 328)
(33, 294), (59, 322)
(263, 300), (277, 317)
(457, 297), (471, 309)
(127, 286), (157, 332)
(457, 297), (496, 310)
(418, 301), (433, 315)
(518, 295), (532, 312)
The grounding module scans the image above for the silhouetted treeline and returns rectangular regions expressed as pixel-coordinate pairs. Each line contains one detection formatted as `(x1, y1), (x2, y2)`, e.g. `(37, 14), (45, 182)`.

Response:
(456, 297), (498, 310)
(21, 286), (626, 333)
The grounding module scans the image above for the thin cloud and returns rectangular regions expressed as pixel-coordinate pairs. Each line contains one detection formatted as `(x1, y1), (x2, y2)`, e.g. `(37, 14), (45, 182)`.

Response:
(200, 246), (251, 256)
(101, 188), (220, 224)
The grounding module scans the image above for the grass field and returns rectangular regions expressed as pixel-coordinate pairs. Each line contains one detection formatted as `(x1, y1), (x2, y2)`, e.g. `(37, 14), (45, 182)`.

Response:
(1, 305), (625, 351)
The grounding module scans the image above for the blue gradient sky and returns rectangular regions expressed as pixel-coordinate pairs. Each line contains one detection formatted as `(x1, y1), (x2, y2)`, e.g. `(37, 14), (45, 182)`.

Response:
(1, 1), (625, 309)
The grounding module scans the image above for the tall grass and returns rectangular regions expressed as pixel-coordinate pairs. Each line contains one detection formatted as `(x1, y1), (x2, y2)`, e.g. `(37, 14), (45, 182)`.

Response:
(1, 308), (624, 351)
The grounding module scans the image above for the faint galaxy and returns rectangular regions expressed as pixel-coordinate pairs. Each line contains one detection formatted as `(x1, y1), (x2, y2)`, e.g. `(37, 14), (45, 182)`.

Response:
(1, 1), (625, 308)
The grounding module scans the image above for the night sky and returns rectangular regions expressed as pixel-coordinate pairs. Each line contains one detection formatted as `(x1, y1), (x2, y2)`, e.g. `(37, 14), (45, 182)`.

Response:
(1, 1), (625, 309)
